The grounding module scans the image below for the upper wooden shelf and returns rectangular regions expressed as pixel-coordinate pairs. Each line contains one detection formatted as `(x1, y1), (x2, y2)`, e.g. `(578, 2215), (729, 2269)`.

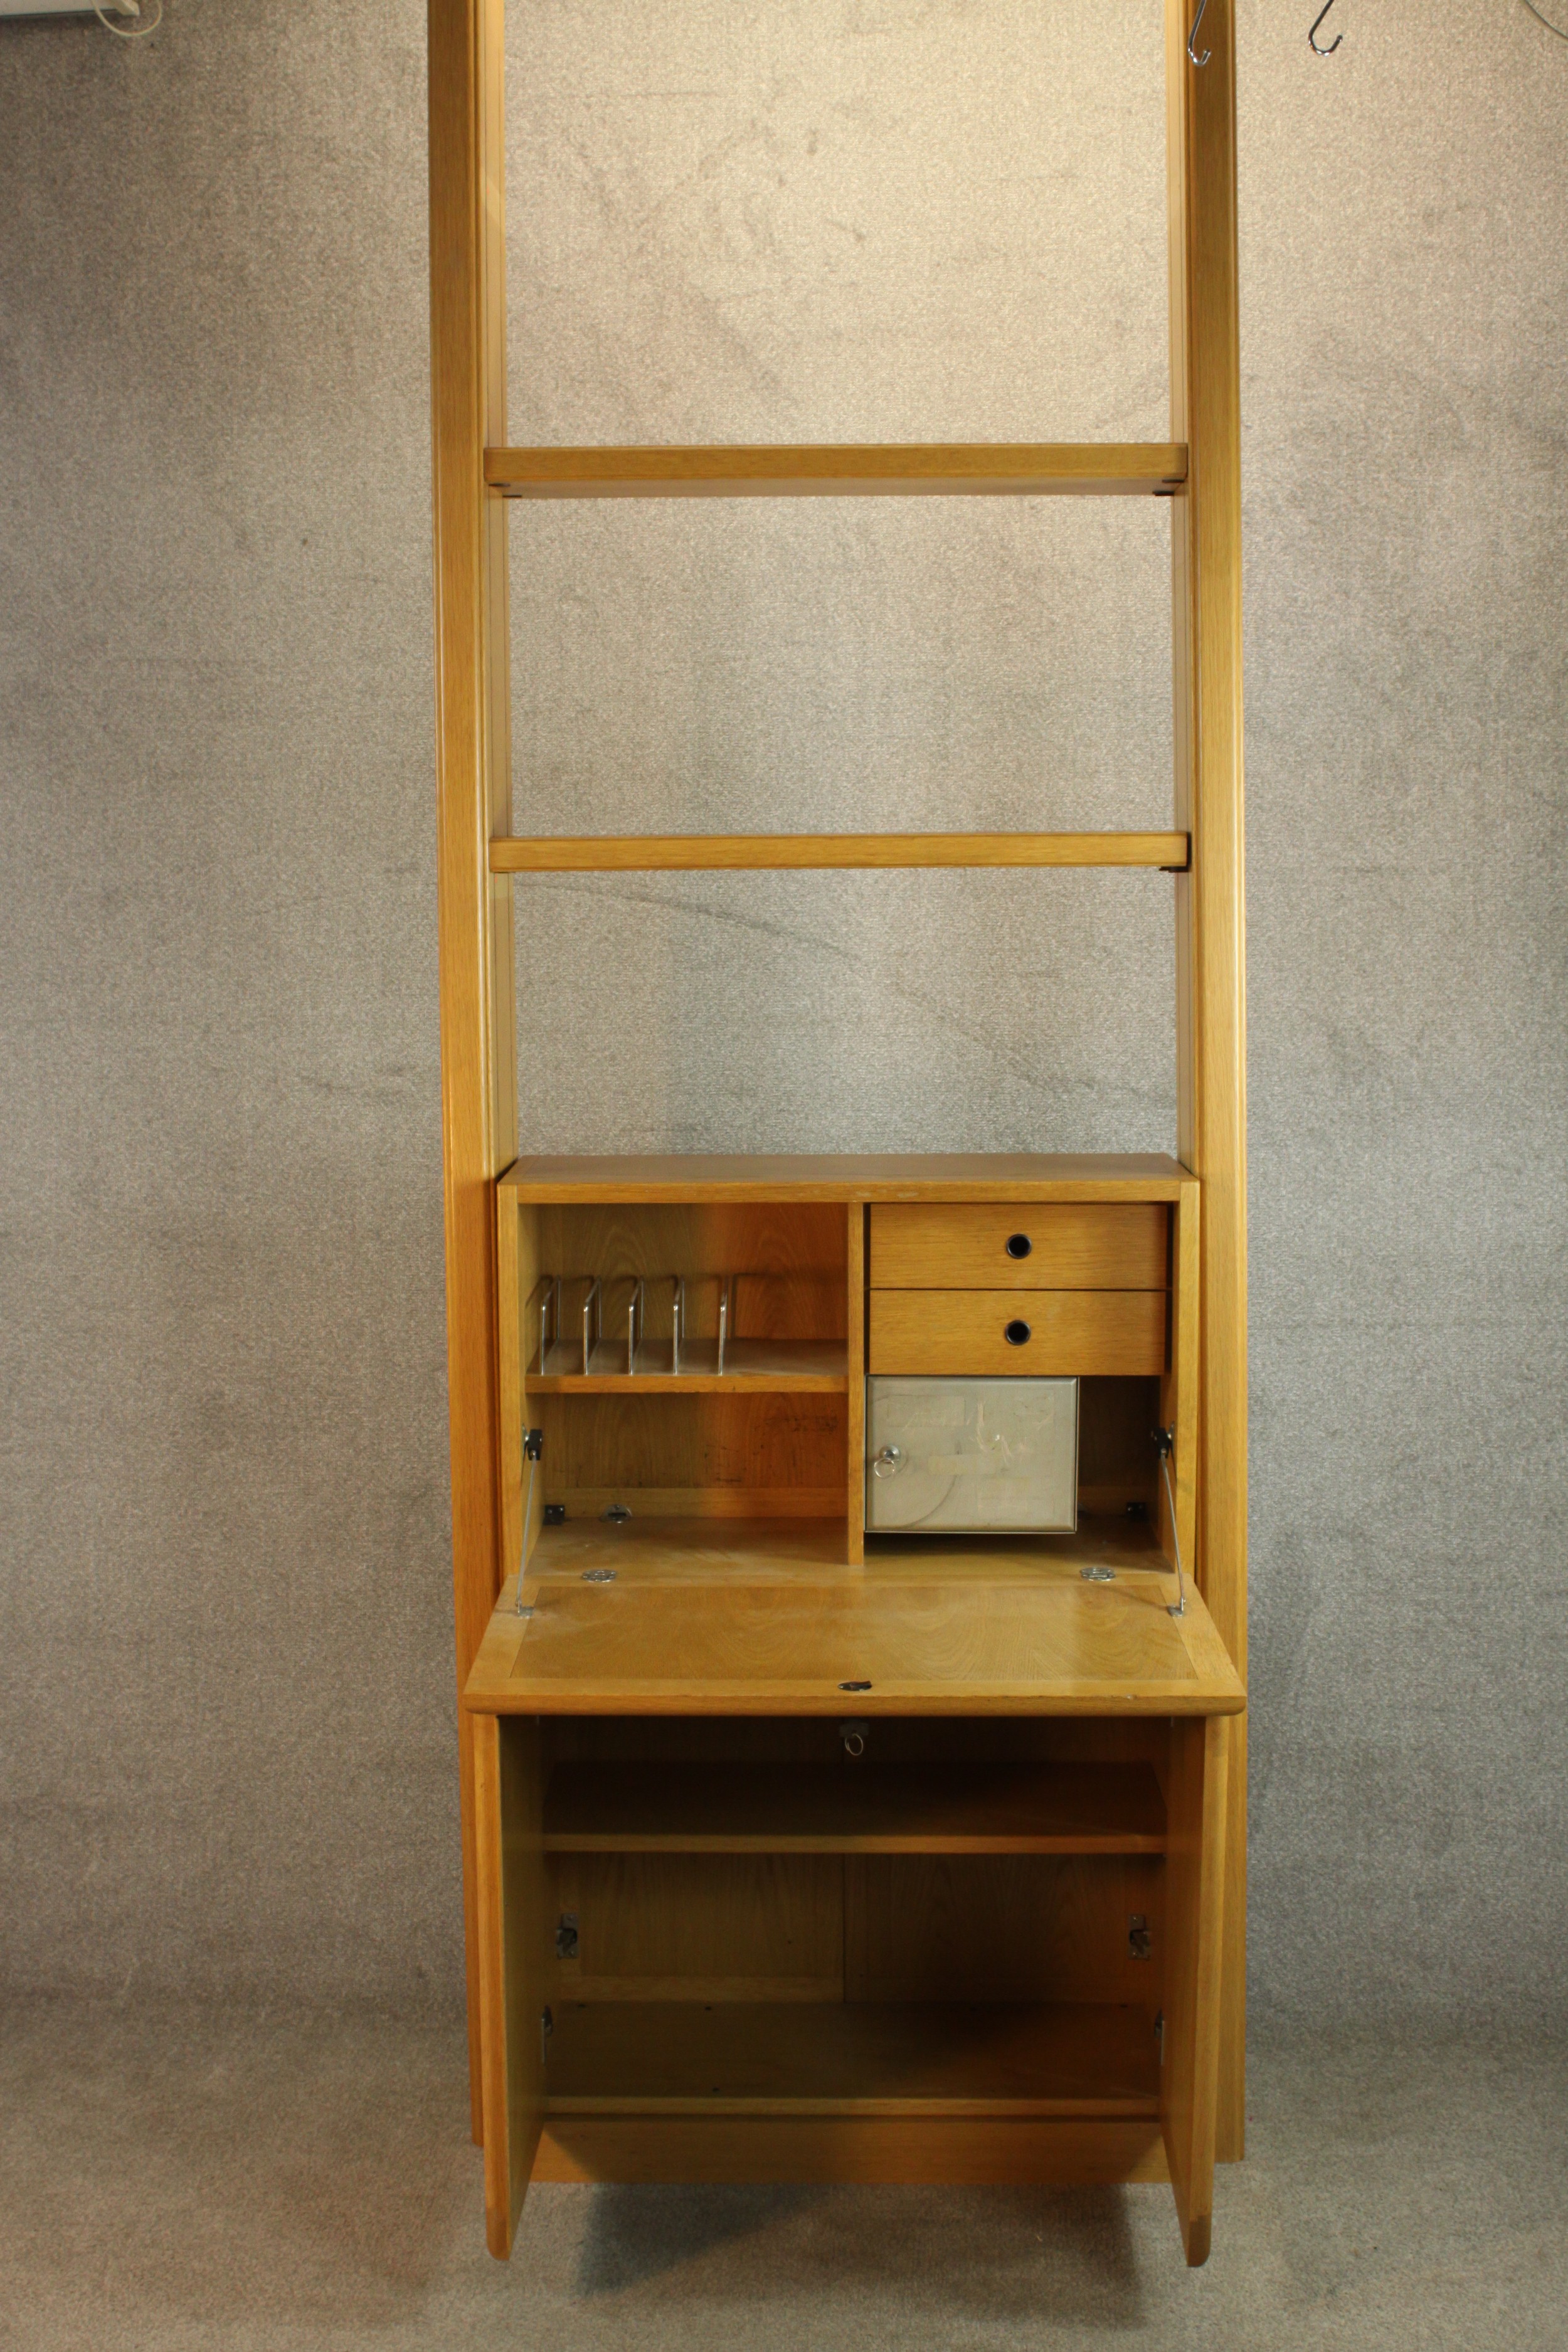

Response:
(544, 1759), (1166, 1855)
(492, 831), (1189, 874)
(503, 1148), (1189, 1204)
(485, 443), (1188, 501)
(499, 1152), (1191, 1204)
(464, 1517), (1245, 1719)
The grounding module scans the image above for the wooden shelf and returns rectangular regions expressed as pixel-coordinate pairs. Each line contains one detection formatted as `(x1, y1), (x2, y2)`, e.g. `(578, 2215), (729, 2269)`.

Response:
(545, 2000), (1160, 2117)
(544, 1760), (1165, 1855)
(486, 442), (1187, 500)
(491, 832), (1189, 874)
(500, 1152), (1191, 1204)
(529, 1337), (846, 1395)
(465, 1516), (1246, 1718)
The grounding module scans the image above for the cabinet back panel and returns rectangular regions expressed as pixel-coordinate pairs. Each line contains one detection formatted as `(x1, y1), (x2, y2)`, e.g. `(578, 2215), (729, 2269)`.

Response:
(541, 1394), (845, 1502)
(845, 1855), (1164, 2005)
(546, 1718), (1171, 1772)
(554, 1851), (844, 2000)
(539, 1205), (846, 1323)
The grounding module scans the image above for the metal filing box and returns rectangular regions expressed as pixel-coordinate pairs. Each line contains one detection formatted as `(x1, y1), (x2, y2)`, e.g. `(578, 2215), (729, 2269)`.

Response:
(865, 1377), (1079, 1534)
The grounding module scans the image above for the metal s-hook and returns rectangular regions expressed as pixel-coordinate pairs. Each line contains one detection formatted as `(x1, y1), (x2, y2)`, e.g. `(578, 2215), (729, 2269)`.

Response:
(1187, 0), (1210, 67)
(1308, 0), (1343, 54)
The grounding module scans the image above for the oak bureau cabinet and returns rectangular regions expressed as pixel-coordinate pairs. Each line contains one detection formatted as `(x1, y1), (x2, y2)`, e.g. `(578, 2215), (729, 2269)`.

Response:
(428, 0), (1248, 2272)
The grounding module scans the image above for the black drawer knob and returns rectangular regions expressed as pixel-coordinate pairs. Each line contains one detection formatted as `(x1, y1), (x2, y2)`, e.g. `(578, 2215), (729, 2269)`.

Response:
(1004, 1317), (1032, 1347)
(1005, 1232), (1032, 1259)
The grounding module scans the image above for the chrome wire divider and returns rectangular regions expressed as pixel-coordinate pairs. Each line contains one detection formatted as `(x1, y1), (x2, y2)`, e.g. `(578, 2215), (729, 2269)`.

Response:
(537, 1275), (561, 1378)
(579, 1278), (601, 1375)
(534, 1271), (743, 1377)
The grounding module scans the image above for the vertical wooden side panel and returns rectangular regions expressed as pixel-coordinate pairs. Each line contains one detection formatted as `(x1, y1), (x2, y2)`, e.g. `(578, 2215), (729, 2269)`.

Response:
(1160, 1713), (1229, 2266)
(497, 1195), (522, 1588)
(497, 1199), (541, 1590)
(429, 0), (516, 2136)
(474, 1712), (549, 2256)
(847, 1204), (866, 1564)
(473, 1714), (511, 2249)
(1158, 1180), (1200, 1577)
(1166, 0), (1195, 1179)
(1167, 0), (1248, 2161)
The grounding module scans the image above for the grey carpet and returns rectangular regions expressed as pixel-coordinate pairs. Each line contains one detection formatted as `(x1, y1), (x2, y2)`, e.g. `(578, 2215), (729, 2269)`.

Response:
(1, 1998), (1562, 2351)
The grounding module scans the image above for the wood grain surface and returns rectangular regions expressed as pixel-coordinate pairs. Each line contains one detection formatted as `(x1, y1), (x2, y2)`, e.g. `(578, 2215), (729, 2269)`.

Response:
(429, 0), (517, 2140)
(870, 1203), (1169, 1290)
(490, 831), (1190, 871)
(501, 1153), (1189, 1204)
(867, 1288), (1168, 1377)
(543, 1999), (1160, 2114)
(464, 1520), (1245, 1717)
(542, 1760), (1167, 1854)
(485, 442), (1188, 498)
(1168, 0), (1249, 2165)
(531, 2114), (1170, 2185)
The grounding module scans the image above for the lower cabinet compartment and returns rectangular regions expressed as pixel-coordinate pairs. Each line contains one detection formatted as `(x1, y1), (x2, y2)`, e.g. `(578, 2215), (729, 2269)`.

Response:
(478, 1708), (1229, 2246)
(531, 1720), (1169, 2139)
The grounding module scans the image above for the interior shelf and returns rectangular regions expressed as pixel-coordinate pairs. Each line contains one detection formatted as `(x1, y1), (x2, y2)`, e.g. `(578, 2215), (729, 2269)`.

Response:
(543, 1761), (1165, 1855)
(530, 1337), (847, 1394)
(544, 2001), (1161, 2117)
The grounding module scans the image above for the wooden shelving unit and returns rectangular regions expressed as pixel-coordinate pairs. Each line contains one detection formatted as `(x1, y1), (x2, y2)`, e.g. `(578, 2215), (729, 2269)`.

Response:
(429, 0), (1247, 2274)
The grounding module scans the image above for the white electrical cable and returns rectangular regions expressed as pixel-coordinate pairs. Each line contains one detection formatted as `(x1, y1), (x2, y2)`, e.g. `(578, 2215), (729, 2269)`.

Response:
(95, 0), (161, 36)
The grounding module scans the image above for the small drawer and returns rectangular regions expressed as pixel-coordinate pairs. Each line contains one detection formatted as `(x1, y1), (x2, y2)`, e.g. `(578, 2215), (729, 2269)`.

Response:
(869, 1289), (1167, 1377)
(869, 1203), (1168, 1291)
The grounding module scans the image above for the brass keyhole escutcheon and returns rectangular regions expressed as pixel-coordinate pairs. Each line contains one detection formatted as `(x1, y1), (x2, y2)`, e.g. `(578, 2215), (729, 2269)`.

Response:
(1004, 1317), (1032, 1347)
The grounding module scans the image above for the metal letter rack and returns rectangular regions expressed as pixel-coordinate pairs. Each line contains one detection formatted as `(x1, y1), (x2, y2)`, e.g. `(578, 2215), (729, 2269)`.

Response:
(534, 1273), (741, 1379)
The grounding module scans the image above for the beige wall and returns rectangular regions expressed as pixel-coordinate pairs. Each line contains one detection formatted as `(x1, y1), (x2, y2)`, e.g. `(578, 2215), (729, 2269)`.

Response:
(2, 0), (1565, 2025)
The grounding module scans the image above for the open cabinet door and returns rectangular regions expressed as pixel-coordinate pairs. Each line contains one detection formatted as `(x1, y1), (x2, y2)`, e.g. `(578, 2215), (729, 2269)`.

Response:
(473, 1713), (549, 2255)
(1161, 1712), (1231, 2265)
